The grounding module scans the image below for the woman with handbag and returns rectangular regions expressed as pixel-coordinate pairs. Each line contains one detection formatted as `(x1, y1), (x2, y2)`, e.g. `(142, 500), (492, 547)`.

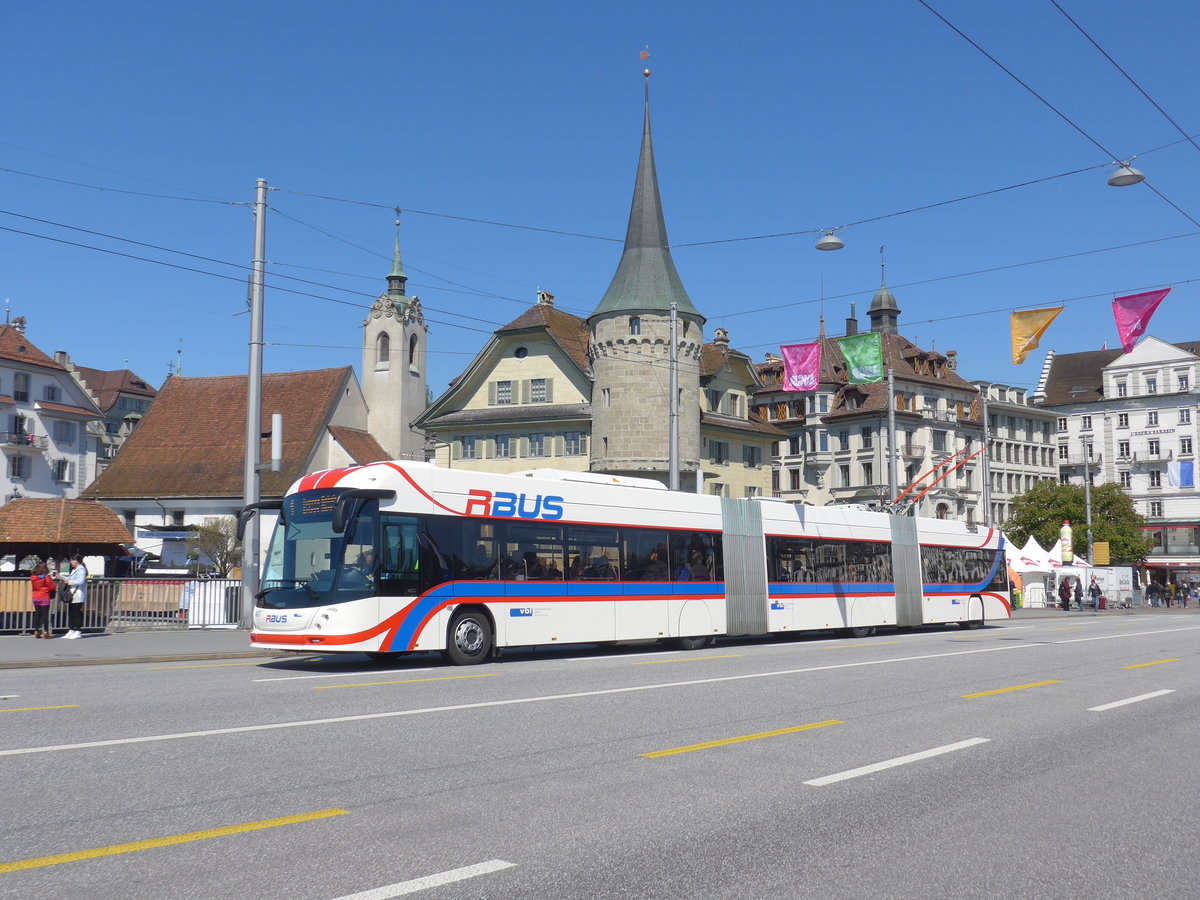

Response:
(56, 554), (88, 640)
(30, 562), (54, 638)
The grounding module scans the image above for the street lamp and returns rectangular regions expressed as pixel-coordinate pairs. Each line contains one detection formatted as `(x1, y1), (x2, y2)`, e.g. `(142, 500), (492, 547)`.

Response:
(1107, 163), (1145, 187)
(815, 230), (845, 251)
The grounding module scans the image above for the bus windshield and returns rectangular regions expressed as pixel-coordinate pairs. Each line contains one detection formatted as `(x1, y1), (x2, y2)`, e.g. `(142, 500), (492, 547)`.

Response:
(259, 489), (380, 609)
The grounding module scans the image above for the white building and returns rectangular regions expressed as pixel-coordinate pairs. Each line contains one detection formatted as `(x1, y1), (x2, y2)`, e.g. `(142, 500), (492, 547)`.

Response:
(0, 320), (102, 504)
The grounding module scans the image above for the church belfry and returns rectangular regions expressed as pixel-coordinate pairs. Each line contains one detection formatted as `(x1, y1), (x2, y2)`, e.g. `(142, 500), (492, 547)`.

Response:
(868, 255), (902, 335)
(363, 218), (428, 460)
(588, 70), (704, 487)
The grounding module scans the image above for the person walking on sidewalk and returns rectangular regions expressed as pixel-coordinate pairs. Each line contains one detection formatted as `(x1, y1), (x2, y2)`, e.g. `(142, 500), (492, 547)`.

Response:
(1059, 577), (1073, 611)
(56, 554), (88, 639)
(1088, 576), (1101, 609)
(30, 562), (54, 638)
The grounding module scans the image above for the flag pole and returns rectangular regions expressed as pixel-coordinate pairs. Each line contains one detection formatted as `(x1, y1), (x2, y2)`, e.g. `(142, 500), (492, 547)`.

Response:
(887, 366), (897, 509)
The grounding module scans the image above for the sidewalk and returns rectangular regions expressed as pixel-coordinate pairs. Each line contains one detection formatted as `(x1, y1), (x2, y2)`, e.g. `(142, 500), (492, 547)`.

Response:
(2, 604), (1196, 669)
(0, 628), (287, 669)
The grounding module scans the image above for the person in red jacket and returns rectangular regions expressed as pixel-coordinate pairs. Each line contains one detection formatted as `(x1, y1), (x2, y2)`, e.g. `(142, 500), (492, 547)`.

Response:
(30, 561), (54, 638)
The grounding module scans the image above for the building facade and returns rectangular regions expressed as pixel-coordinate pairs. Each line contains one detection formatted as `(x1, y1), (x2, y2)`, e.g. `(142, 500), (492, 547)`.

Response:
(1035, 338), (1200, 580)
(0, 321), (102, 504)
(54, 351), (157, 473)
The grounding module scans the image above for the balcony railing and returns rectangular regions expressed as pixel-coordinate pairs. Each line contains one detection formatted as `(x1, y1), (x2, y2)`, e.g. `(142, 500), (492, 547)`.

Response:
(900, 444), (926, 458)
(3, 432), (47, 450)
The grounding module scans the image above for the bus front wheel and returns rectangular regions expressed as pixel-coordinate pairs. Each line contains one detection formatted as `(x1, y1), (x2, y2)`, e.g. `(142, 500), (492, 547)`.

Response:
(446, 608), (493, 665)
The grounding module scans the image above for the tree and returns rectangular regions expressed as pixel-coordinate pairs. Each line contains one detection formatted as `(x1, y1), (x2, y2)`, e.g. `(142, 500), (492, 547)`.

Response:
(188, 517), (242, 577)
(1003, 481), (1150, 564)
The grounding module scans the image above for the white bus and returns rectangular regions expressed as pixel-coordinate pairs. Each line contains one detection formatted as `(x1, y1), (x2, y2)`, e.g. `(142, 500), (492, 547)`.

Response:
(244, 462), (1009, 664)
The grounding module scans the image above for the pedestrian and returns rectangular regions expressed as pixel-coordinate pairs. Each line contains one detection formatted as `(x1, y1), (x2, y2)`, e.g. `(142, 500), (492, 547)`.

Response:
(1058, 577), (1072, 611)
(55, 554), (88, 639)
(1074, 577), (1083, 610)
(30, 561), (54, 638)
(1088, 575), (1101, 609)
(1168, 581), (1177, 608)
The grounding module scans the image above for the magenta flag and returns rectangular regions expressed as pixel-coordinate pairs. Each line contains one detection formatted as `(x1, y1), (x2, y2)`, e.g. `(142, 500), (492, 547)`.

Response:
(1113, 288), (1171, 352)
(780, 342), (820, 391)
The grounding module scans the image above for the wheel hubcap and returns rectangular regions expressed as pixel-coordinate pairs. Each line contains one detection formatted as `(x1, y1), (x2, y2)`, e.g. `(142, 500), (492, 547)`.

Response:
(455, 620), (483, 654)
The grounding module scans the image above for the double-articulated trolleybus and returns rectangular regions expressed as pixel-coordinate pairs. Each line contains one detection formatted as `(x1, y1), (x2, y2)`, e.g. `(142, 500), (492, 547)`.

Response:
(246, 462), (1009, 664)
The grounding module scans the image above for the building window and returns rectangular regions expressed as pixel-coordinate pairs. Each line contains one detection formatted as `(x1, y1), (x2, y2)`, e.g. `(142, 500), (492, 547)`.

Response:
(933, 431), (947, 453)
(1149, 500), (1163, 517)
(861, 427), (873, 449)
(13, 373), (30, 403)
(1149, 439), (1161, 456)
(862, 462), (873, 485)
(629, 317), (641, 336)
(530, 378), (548, 403)
(564, 431), (586, 456)
(52, 459), (75, 483)
(409, 335), (419, 370)
(1117, 413), (1129, 428)
(1150, 470), (1162, 488)
(1181, 437), (1193, 456)
(8, 454), (27, 479)
(1146, 411), (1159, 427)
(528, 432), (546, 457)
(1058, 443), (1069, 460)
(1116, 381), (1127, 397)
(1180, 409), (1192, 425)
(43, 385), (60, 402)
(789, 468), (801, 490)
(494, 434), (511, 459)
(1146, 376), (1158, 394)
(1057, 417), (1068, 432)
(787, 435), (801, 455)
(707, 389), (720, 412)
(710, 441), (729, 464)
(602, 388), (611, 408)
(461, 436), (478, 460)
(818, 431), (828, 452)
(494, 380), (513, 405)
(172, 511), (185, 527)
(837, 430), (850, 451)
(53, 421), (77, 443)
(743, 445), (760, 468)
(375, 332), (390, 369)
(1120, 470), (1131, 488)
(1179, 373), (1190, 392)
(1118, 440), (1130, 458)
(819, 395), (829, 413)
(1080, 415), (1092, 430)
(839, 464), (851, 487)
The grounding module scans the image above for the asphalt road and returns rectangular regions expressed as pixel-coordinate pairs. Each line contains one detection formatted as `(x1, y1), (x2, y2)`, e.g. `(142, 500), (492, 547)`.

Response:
(1, 615), (1197, 899)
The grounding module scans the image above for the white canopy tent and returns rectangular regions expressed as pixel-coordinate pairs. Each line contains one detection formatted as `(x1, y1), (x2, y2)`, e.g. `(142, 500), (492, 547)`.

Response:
(1005, 535), (1056, 607)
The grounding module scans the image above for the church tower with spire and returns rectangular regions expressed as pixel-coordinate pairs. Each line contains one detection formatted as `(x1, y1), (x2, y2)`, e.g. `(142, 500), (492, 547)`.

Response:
(588, 71), (705, 487)
(363, 220), (429, 460)
(868, 256), (902, 335)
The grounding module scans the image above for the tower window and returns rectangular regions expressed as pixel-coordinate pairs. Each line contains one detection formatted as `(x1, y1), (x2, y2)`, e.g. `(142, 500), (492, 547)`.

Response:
(408, 334), (419, 371)
(375, 332), (390, 370)
(629, 317), (641, 336)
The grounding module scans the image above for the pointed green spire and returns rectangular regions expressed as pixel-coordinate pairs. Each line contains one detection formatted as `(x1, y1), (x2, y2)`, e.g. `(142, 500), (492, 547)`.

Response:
(387, 214), (408, 302)
(592, 71), (701, 320)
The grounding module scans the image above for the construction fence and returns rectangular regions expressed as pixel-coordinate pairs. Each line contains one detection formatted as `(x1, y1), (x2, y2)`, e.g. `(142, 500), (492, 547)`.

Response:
(0, 577), (243, 634)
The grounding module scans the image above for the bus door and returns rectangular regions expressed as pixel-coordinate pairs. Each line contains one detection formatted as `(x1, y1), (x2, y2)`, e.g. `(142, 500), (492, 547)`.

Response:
(379, 516), (424, 598)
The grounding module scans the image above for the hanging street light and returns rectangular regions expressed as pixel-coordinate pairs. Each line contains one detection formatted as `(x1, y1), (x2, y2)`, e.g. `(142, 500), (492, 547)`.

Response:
(815, 230), (845, 251)
(1107, 162), (1145, 187)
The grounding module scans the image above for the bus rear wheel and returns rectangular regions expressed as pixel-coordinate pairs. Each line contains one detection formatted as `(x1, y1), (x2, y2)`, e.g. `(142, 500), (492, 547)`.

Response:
(445, 608), (493, 666)
(847, 626), (875, 638)
(675, 634), (712, 651)
(959, 595), (985, 630)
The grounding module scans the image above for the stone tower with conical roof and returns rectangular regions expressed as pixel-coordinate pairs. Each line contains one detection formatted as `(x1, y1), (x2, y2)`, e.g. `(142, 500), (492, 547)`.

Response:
(588, 74), (705, 487)
(868, 259), (901, 335)
(363, 221), (429, 460)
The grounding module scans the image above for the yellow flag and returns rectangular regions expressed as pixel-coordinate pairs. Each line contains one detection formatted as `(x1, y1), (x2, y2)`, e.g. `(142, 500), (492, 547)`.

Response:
(1011, 307), (1063, 364)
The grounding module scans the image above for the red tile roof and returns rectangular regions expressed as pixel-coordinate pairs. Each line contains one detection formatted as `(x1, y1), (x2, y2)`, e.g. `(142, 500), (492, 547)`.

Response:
(35, 400), (103, 419)
(0, 326), (64, 370)
(0, 499), (132, 546)
(328, 426), (390, 464)
(84, 367), (355, 500)
(74, 365), (158, 413)
(498, 303), (591, 372)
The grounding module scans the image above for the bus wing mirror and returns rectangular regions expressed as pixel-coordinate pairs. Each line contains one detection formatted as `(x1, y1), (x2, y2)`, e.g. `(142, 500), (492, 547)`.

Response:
(237, 500), (283, 541)
(331, 489), (396, 534)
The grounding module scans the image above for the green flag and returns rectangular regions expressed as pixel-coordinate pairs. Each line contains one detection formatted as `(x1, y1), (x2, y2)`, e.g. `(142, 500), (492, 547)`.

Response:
(837, 332), (884, 384)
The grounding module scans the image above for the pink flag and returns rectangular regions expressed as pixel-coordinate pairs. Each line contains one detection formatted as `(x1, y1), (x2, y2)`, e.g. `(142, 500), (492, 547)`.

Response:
(780, 342), (820, 392)
(1113, 288), (1170, 352)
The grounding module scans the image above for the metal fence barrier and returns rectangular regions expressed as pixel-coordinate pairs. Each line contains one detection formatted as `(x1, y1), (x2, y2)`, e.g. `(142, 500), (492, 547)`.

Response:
(0, 577), (243, 634)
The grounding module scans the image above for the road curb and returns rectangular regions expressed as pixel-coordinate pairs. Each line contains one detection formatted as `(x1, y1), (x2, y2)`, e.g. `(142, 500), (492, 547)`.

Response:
(0, 651), (290, 670)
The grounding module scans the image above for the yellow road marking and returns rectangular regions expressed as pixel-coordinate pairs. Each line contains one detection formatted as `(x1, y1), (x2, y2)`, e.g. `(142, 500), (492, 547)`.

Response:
(633, 654), (743, 665)
(0, 808), (348, 874)
(642, 720), (842, 758)
(826, 641), (900, 650)
(962, 680), (1059, 698)
(1123, 658), (1179, 669)
(0, 705), (77, 714)
(315, 674), (497, 690)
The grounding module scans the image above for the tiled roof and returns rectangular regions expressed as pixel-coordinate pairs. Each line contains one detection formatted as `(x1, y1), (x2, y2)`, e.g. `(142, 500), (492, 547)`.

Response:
(701, 412), (786, 438)
(0, 325), (64, 370)
(327, 426), (390, 465)
(498, 304), (591, 373)
(35, 400), (103, 419)
(74, 365), (157, 413)
(419, 403), (592, 429)
(1038, 348), (1129, 406)
(0, 499), (132, 546)
(84, 367), (354, 500)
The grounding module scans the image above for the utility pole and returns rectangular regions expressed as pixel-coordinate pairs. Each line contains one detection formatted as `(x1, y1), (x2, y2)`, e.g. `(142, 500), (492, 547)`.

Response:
(668, 301), (679, 491)
(980, 384), (992, 527)
(240, 178), (268, 627)
(886, 367), (898, 508)
(1084, 445), (1094, 562)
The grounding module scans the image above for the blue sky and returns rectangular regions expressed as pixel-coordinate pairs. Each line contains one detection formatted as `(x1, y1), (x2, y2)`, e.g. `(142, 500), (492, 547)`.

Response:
(4, 0), (1199, 399)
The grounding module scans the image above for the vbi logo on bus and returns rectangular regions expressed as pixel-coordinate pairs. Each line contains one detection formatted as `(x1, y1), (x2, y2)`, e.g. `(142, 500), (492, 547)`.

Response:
(510, 608), (534, 618)
(465, 489), (564, 520)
